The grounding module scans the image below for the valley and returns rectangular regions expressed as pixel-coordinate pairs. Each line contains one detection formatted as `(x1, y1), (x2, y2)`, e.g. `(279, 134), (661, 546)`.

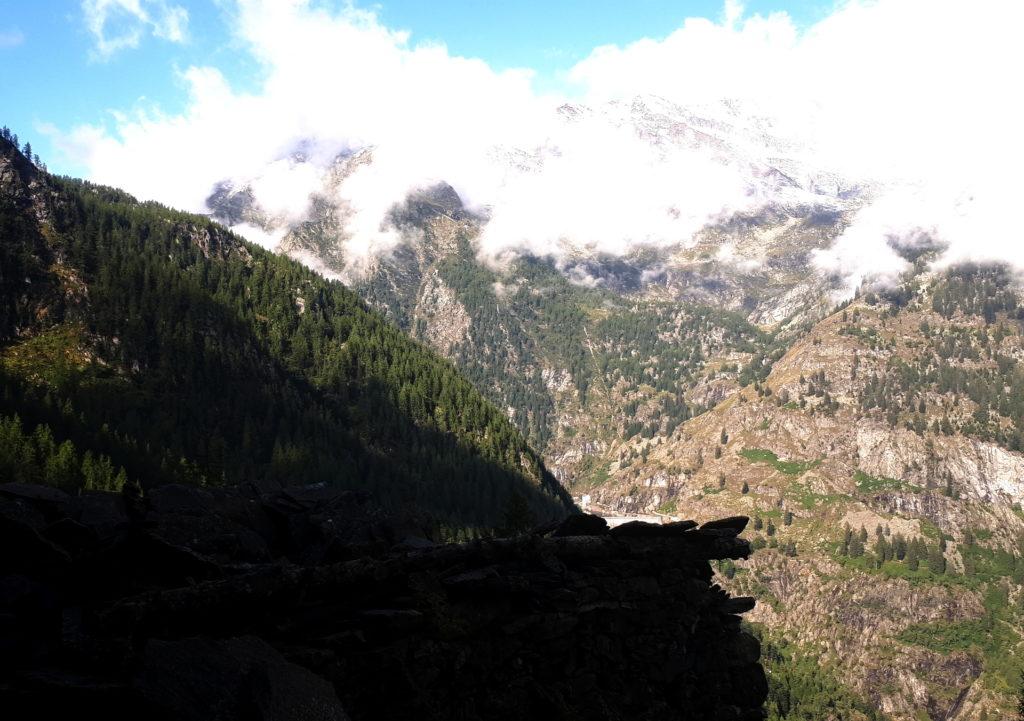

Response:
(202, 100), (1024, 720)
(6, 2), (1023, 719)
(4, 96), (1023, 720)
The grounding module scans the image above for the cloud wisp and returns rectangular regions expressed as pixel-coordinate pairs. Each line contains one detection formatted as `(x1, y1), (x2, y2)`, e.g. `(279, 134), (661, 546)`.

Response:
(57, 0), (1024, 294)
(82, 0), (189, 59)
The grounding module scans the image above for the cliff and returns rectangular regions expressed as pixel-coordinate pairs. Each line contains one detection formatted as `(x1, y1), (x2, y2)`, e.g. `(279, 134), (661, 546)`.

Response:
(0, 480), (765, 720)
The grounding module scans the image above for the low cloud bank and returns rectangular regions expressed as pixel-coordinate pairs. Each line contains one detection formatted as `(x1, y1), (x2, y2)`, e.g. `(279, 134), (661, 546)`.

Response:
(54, 0), (1024, 293)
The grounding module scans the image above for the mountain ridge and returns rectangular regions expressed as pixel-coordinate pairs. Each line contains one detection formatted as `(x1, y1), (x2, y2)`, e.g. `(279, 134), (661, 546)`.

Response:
(0, 132), (573, 531)
(197, 99), (1024, 719)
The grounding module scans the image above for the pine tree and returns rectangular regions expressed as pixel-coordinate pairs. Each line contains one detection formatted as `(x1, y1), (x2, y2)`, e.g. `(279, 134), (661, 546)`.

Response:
(906, 541), (920, 571)
(893, 533), (907, 560)
(499, 491), (534, 536)
(0, 161), (574, 529)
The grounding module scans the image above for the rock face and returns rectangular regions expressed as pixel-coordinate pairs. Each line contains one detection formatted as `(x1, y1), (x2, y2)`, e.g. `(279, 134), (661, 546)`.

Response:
(582, 287), (1024, 719)
(203, 98), (859, 486)
(0, 482), (766, 720)
(413, 267), (472, 356)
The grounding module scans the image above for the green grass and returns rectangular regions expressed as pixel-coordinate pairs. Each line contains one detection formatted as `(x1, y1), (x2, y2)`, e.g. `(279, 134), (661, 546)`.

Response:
(656, 499), (678, 514)
(747, 623), (890, 721)
(787, 482), (849, 510)
(897, 585), (1024, 696)
(917, 517), (943, 540)
(1, 323), (92, 387)
(574, 458), (611, 490)
(740, 448), (821, 476)
(829, 544), (980, 589)
(839, 325), (879, 340)
(962, 543), (1022, 582)
(854, 470), (922, 494)
(901, 618), (987, 651)
(829, 544), (1023, 594)
(876, 559), (964, 585)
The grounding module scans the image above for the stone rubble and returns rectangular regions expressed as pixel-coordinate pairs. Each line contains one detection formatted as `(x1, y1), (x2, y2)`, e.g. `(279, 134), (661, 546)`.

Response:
(0, 480), (766, 720)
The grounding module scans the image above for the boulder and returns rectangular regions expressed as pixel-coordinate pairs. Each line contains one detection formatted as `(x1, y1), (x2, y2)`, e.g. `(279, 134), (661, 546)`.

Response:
(551, 513), (609, 537)
(609, 519), (698, 537)
(0, 482), (70, 507)
(699, 516), (750, 535)
(0, 513), (70, 574)
(138, 636), (350, 721)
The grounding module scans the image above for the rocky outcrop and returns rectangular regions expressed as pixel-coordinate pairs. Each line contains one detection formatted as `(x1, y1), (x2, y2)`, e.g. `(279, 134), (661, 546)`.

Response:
(0, 481), (765, 720)
(413, 268), (472, 356)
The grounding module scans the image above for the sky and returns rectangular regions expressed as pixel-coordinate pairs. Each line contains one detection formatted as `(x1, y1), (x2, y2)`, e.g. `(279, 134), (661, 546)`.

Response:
(1, 1), (1023, 294)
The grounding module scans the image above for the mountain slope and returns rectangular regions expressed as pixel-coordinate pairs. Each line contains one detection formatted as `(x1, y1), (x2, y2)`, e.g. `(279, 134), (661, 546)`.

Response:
(200, 98), (1024, 719)
(584, 267), (1024, 720)
(0, 134), (572, 530)
(205, 98), (856, 485)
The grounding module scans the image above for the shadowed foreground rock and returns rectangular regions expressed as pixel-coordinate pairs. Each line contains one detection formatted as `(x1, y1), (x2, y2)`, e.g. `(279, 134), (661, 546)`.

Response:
(0, 481), (766, 720)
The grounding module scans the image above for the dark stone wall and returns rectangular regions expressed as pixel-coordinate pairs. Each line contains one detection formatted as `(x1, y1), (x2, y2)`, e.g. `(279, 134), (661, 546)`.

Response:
(0, 481), (766, 720)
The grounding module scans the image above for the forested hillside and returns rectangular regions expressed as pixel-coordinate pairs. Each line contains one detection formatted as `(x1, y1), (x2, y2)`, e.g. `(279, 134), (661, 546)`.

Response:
(334, 199), (790, 487)
(0, 133), (572, 530)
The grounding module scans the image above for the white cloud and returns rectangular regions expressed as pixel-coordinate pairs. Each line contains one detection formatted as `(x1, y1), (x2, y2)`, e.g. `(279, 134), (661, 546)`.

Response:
(0, 29), (25, 48)
(570, 0), (1024, 294)
(59, 0), (1024, 292)
(82, 0), (188, 58)
(228, 222), (284, 251)
(492, 281), (520, 299)
(474, 116), (753, 267)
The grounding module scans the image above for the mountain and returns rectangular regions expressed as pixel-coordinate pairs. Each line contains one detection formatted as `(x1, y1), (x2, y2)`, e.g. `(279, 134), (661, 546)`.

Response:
(0, 133), (573, 532)
(203, 98), (1024, 719)
(206, 96), (861, 488)
(584, 266), (1024, 719)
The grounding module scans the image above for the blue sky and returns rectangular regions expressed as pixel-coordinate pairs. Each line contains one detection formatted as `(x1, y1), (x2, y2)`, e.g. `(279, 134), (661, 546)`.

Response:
(370, 1), (824, 80)
(0, 0), (826, 176)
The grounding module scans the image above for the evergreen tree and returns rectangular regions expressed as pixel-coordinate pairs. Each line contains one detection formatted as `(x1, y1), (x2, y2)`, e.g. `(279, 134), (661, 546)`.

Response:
(499, 491), (534, 536)
(906, 541), (920, 571)
(848, 535), (864, 558)
(0, 141), (574, 529)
